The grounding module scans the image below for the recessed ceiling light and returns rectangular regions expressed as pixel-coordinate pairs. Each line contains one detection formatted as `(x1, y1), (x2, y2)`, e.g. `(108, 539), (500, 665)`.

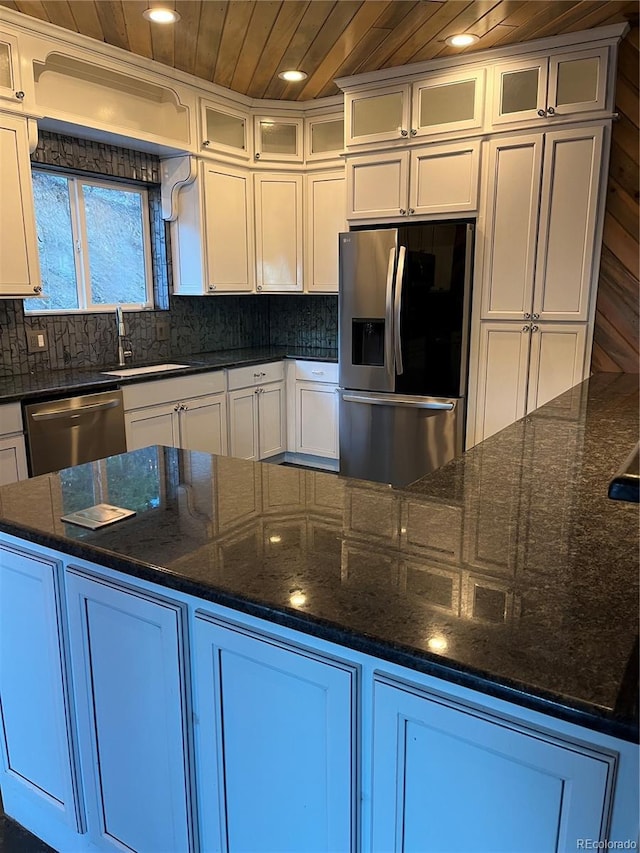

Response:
(142, 7), (181, 24)
(445, 33), (479, 48)
(278, 70), (308, 83)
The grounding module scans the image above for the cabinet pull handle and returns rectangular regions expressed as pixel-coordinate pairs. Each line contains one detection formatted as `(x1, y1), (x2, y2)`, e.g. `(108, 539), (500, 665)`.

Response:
(547, 106), (555, 115)
(15, 90), (25, 100)
(208, 284), (216, 292)
(202, 139), (210, 147)
(399, 208), (406, 215)
(537, 109), (546, 117)
(257, 285), (263, 291)
(400, 128), (408, 137)
(531, 325), (539, 332)
(522, 325), (531, 332)
(33, 285), (42, 294)
(524, 312), (531, 319)
(410, 128), (417, 136)
(532, 313), (539, 320)
(408, 208), (415, 215)
(255, 152), (261, 160)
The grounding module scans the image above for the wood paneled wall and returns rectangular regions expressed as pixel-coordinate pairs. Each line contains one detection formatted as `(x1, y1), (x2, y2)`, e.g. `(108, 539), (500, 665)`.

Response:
(592, 25), (639, 373)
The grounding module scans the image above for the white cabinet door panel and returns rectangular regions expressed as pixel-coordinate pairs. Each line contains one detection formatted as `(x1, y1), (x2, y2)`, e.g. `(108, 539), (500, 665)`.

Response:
(228, 388), (258, 460)
(0, 434), (28, 484)
(372, 679), (614, 853)
(548, 48), (608, 116)
(474, 323), (530, 442)
(203, 163), (254, 293)
(527, 323), (587, 413)
(179, 393), (228, 455)
(534, 126), (603, 321)
(305, 171), (345, 293)
(0, 545), (79, 839)
(194, 616), (355, 853)
(410, 141), (480, 215)
(258, 383), (285, 458)
(296, 383), (338, 458)
(254, 173), (303, 291)
(480, 135), (542, 320)
(125, 405), (176, 451)
(65, 569), (191, 853)
(346, 151), (409, 219)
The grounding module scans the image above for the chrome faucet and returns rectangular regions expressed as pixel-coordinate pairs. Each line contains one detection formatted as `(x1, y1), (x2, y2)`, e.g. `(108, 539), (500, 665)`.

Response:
(115, 306), (133, 366)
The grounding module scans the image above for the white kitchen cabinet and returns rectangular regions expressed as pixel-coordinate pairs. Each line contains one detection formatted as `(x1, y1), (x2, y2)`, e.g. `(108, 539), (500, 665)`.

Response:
(491, 46), (608, 126)
(254, 172), (303, 291)
(172, 158), (254, 295)
(473, 321), (587, 442)
(193, 613), (355, 853)
(228, 362), (286, 461)
(0, 402), (27, 484)
(123, 372), (228, 455)
(65, 566), (192, 853)
(292, 361), (339, 460)
(346, 141), (480, 220)
(304, 170), (345, 292)
(0, 114), (41, 298)
(345, 67), (484, 147)
(372, 677), (616, 852)
(0, 544), (81, 851)
(200, 98), (250, 160)
(254, 115), (303, 163)
(0, 30), (25, 107)
(305, 113), (344, 162)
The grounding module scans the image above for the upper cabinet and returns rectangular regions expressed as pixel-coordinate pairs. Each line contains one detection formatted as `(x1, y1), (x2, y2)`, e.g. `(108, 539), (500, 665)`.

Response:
(200, 99), (250, 161)
(254, 173), (303, 292)
(305, 170), (345, 292)
(0, 30), (25, 108)
(0, 114), (42, 298)
(345, 68), (484, 147)
(254, 116), (303, 163)
(305, 114), (344, 162)
(491, 46), (608, 126)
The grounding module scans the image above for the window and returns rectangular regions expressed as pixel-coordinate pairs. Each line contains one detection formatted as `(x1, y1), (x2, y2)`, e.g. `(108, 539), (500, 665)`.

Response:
(25, 169), (153, 313)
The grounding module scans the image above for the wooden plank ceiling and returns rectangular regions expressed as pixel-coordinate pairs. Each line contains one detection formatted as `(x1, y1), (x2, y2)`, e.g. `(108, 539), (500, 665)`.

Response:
(0, 0), (638, 101)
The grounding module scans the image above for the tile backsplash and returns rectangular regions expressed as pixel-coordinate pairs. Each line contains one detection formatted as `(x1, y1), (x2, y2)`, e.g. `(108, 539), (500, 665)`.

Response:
(0, 131), (337, 379)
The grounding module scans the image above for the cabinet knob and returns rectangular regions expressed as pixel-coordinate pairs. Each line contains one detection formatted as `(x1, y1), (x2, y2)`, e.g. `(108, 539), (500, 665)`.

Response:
(410, 128), (417, 137)
(208, 284), (216, 292)
(399, 209), (406, 215)
(15, 90), (25, 100)
(202, 139), (210, 147)
(408, 208), (415, 215)
(400, 129), (408, 137)
(257, 285), (263, 291)
(33, 285), (42, 294)
(522, 325), (531, 332)
(532, 313), (539, 320)
(546, 106), (555, 115)
(524, 312), (531, 319)
(255, 152), (261, 160)
(537, 109), (546, 117)
(531, 325), (539, 332)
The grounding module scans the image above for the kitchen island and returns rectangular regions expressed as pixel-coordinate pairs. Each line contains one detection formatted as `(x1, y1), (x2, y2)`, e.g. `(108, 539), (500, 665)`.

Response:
(0, 373), (638, 852)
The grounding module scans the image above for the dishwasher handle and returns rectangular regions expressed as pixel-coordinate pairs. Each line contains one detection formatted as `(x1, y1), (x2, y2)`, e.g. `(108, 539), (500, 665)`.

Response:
(30, 399), (121, 421)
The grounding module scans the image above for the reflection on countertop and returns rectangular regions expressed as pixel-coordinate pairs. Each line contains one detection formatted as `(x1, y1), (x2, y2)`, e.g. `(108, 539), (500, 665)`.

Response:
(0, 372), (637, 740)
(0, 346), (337, 404)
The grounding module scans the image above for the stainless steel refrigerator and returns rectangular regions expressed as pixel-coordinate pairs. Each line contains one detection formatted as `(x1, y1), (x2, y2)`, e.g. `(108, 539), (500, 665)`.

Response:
(338, 221), (474, 487)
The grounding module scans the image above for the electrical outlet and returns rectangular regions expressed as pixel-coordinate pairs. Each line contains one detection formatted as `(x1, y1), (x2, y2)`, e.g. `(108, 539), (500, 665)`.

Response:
(26, 329), (48, 353)
(156, 320), (169, 342)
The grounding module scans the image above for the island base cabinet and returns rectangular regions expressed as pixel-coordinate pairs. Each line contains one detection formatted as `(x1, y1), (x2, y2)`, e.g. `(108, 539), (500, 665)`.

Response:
(0, 544), (82, 852)
(64, 568), (194, 853)
(193, 614), (355, 853)
(371, 678), (616, 852)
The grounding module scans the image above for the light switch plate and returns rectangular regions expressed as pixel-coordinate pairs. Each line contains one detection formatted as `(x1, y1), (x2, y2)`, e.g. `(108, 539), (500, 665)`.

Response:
(156, 320), (169, 341)
(26, 329), (48, 353)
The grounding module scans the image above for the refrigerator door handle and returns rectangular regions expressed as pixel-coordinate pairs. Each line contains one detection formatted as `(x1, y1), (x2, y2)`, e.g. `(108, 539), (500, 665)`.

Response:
(393, 245), (406, 375)
(384, 247), (396, 376)
(342, 392), (455, 411)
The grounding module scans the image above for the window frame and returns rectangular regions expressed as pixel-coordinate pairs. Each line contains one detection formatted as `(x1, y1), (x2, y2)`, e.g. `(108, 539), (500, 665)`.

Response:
(26, 168), (155, 315)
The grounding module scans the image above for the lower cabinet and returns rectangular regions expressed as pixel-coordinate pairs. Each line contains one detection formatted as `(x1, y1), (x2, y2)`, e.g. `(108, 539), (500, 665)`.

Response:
(227, 362), (286, 461)
(0, 403), (28, 484)
(372, 678), (616, 852)
(193, 614), (355, 852)
(0, 544), (81, 850)
(123, 372), (228, 455)
(64, 567), (193, 852)
(288, 360), (340, 466)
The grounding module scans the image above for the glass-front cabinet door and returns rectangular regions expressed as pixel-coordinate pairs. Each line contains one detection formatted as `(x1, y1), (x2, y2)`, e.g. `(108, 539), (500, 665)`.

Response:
(306, 115), (344, 161)
(345, 84), (410, 146)
(200, 100), (250, 159)
(254, 116), (303, 162)
(491, 57), (548, 125)
(0, 31), (24, 107)
(411, 69), (485, 137)
(547, 48), (607, 116)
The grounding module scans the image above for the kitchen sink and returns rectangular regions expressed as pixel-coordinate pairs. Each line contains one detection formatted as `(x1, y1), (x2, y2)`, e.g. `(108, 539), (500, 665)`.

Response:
(101, 363), (190, 377)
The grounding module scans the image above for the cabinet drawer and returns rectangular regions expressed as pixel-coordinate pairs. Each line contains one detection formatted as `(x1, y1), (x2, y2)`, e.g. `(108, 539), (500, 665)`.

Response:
(122, 371), (225, 410)
(0, 402), (23, 435)
(228, 361), (284, 391)
(294, 361), (338, 383)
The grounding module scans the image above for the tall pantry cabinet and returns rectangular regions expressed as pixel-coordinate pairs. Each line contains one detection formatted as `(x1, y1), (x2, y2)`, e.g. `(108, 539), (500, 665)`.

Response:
(470, 123), (605, 444)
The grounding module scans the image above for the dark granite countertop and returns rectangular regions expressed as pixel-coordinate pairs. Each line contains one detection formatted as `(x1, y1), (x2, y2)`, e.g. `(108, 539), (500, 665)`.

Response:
(0, 372), (637, 741)
(0, 346), (338, 404)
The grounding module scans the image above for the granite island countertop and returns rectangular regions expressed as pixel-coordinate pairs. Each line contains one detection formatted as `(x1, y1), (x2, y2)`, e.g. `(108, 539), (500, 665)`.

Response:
(0, 345), (338, 404)
(0, 372), (637, 741)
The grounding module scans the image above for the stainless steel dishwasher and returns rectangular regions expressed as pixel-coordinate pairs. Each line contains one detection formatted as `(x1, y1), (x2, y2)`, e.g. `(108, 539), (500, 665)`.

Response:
(23, 389), (127, 476)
